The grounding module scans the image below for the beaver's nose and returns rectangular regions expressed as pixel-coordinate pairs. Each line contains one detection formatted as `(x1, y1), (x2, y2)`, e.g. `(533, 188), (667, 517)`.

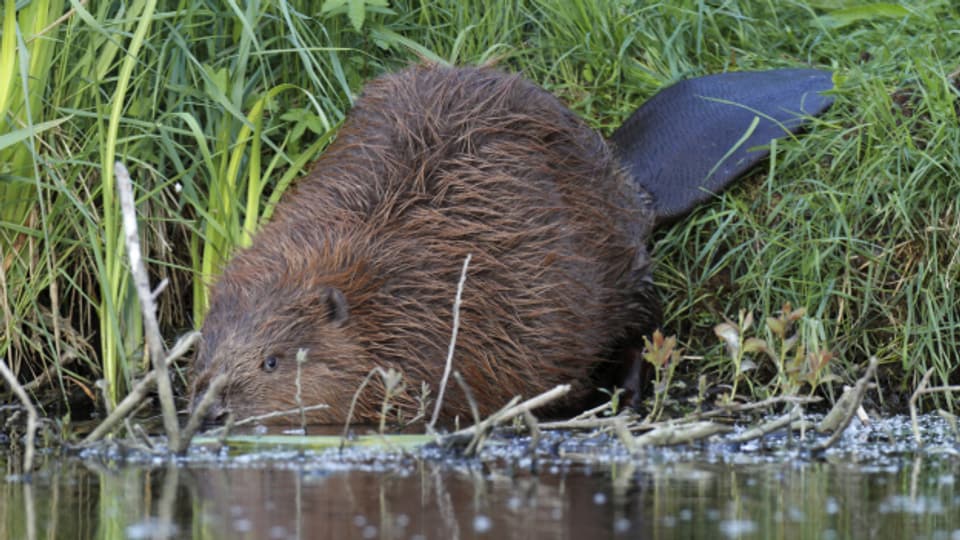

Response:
(189, 384), (230, 430)
(199, 402), (229, 430)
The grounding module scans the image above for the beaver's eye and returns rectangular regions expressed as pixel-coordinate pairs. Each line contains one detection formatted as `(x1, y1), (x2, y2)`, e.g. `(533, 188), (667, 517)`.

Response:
(263, 355), (279, 372)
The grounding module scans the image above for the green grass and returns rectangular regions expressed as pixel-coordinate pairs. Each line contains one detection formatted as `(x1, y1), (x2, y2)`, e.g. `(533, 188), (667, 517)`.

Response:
(0, 0), (957, 420)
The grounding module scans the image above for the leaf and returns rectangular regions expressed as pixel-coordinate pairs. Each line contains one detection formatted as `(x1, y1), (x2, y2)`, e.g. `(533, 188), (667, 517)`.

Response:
(321, 0), (347, 13)
(738, 358), (758, 373)
(642, 330), (680, 367)
(766, 316), (786, 338)
(713, 322), (739, 356)
(348, 0), (365, 31)
(742, 310), (754, 332)
(0, 116), (72, 152)
(816, 4), (911, 28)
(202, 65), (229, 98)
(742, 337), (769, 355)
(786, 307), (807, 322)
(782, 334), (799, 353)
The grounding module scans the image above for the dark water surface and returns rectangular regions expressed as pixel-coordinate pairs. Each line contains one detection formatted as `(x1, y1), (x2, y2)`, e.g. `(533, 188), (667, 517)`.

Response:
(3, 416), (960, 539)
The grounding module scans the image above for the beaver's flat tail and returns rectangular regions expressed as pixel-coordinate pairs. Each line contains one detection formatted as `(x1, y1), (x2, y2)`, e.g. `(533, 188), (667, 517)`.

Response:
(611, 69), (834, 225)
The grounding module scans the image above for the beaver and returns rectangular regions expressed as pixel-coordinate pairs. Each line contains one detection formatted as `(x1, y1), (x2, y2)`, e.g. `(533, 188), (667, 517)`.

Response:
(189, 64), (833, 426)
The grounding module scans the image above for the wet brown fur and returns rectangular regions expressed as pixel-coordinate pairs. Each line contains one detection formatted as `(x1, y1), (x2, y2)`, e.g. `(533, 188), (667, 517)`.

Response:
(190, 64), (660, 425)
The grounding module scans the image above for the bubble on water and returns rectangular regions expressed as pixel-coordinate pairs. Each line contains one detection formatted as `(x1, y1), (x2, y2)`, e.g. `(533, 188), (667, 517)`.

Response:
(787, 506), (805, 522)
(125, 519), (179, 539)
(395, 514), (410, 527)
(353, 515), (367, 527)
(232, 518), (252, 533)
(718, 519), (757, 538)
(551, 507), (563, 520)
(679, 509), (693, 521)
(614, 517), (631, 532)
(879, 495), (944, 514)
(593, 492), (607, 505)
(268, 525), (287, 539)
(825, 497), (839, 514)
(473, 515), (492, 533)
(362, 525), (377, 539)
(507, 496), (522, 511)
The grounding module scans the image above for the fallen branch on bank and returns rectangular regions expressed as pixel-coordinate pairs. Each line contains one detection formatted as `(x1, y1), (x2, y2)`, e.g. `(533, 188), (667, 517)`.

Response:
(81, 332), (199, 445)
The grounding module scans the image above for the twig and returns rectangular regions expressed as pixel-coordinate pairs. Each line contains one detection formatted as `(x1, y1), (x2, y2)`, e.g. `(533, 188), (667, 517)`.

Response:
(176, 373), (228, 453)
(707, 394), (821, 416)
(81, 331), (199, 445)
(428, 253), (471, 432)
(217, 412), (235, 445)
(202, 405), (331, 437)
(730, 405), (802, 443)
(453, 370), (481, 426)
(439, 384), (571, 449)
(295, 349), (308, 433)
(464, 396), (521, 456)
(914, 385), (960, 396)
(539, 417), (627, 431)
(613, 417), (637, 453)
(22, 352), (78, 393)
(813, 356), (878, 451)
(0, 357), (39, 476)
(634, 421), (732, 446)
(340, 367), (382, 450)
(31, 0), (86, 40)
(115, 161), (180, 450)
(909, 367), (936, 446)
(569, 400), (618, 422)
(522, 409), (541, 456)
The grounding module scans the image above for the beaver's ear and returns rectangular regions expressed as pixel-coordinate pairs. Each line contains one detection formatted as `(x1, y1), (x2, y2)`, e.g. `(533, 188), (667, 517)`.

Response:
(323, 287), (349, 327)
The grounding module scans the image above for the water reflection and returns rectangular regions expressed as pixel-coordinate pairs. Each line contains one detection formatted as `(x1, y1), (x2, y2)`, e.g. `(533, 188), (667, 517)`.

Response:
(3, 448), (960, 539)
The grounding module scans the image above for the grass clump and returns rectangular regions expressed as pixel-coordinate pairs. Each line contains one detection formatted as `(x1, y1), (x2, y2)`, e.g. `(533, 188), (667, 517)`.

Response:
(0, 0), (956, 434)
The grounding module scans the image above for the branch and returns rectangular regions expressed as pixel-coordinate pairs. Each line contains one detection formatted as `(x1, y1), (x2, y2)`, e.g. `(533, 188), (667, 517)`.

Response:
(428, 253), (471, 432)
(81, 331), (199, 445)
(115, 161), (180, 449)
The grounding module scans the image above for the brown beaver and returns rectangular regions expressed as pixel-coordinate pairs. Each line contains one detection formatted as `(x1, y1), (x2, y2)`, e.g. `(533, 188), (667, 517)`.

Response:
(189, 63), (832, 425)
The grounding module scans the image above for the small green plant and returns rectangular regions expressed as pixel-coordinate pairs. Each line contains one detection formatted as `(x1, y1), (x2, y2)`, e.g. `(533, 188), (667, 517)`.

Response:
(714, 304), (839, 402)
(597, 387), (624, 417)
(642, 330), (683, 422)
(376, 367), (406, 434)
(713, 310), (759, 402)
(321, 0), (394, 31)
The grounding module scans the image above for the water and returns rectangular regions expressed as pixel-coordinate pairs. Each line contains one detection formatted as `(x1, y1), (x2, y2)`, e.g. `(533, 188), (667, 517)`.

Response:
(3, 416), (959, 539)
